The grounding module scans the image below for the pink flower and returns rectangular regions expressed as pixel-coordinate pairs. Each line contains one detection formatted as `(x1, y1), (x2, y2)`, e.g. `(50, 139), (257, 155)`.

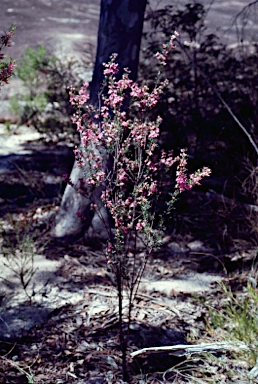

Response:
(136, 220), (146, 230)
(155, 31), (179, 66)
(117, 73), (132, 90)
(190, 167), (211, 186)
(176, 171), (192, 193)
(103, 53), (119, 75)
(69, 83), (89, 106)
(117, 170), (128, 186)
(149, 124), (159, 139)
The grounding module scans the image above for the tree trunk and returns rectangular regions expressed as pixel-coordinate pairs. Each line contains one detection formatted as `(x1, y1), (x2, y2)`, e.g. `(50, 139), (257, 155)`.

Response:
(51, 0), (147, 241)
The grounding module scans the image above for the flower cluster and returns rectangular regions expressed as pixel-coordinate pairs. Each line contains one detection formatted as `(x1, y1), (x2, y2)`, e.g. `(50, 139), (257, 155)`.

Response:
(69, 32), (211, 267)
(155, 31), (179, 66)
(175, 149), (211, 193)
(0, 25), (16, 87)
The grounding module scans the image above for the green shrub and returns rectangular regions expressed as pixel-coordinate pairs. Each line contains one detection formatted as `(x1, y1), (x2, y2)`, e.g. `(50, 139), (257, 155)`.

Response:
(0, 216), (40, 304)
(209, 279), (258, 366)
(11, 45), (86, 141)
(16, 45), (55, 90)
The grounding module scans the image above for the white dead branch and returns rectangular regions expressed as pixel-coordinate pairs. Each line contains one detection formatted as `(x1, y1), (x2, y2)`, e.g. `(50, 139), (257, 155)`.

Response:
(130, 341), (249, 358)
(205, 189), (258, 213)
(248, 360), (258, 380)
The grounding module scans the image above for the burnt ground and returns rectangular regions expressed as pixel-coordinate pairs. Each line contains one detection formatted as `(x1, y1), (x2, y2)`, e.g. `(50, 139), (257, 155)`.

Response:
(0, 126), (256, 383)
(0, 119), (229, 383)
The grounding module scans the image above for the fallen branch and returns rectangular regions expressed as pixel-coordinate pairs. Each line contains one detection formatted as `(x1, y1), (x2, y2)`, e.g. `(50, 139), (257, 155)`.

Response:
(248, 361), (258, 380)
(130, 341), (249, 358)
(205, 189), (258, 212)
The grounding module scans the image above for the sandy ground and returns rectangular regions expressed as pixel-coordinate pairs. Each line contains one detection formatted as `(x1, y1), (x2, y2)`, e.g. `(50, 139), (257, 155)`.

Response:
(1, 0), (100, 61)
(0, 123), (222, 341)
(1, 0), (257, 64)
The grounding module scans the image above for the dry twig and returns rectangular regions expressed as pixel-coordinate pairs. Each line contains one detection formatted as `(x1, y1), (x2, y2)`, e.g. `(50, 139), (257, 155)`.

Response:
(131, 341), (249, 358)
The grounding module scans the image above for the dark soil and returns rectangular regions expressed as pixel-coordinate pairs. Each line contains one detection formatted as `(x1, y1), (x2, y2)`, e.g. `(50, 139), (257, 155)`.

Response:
(0, 130), (255, 383)
(0, 142), (74, 208)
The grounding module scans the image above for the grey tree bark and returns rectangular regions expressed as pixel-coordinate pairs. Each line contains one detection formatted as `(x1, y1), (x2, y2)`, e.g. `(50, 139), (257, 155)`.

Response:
(51, 0), (147, 241)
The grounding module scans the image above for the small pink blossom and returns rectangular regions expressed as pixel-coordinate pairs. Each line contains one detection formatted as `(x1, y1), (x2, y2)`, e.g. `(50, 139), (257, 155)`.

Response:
(136, 220), (146, 230)
(155, 31), (179, 66)
(103, 53), (119, 75)
(190, 167), (212, 186)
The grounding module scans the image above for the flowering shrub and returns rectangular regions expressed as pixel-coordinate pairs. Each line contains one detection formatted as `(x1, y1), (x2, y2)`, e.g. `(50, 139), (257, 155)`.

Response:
(0, 25), (16, 88)
(68, 31), (211, 379)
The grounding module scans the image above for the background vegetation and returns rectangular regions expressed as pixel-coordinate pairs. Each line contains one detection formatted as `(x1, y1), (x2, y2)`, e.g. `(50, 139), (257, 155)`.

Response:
(139, 1), (258, 260)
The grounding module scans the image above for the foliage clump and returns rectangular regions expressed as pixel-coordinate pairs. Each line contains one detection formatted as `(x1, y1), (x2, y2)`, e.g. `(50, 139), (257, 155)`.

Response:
(142, 2), (258, 254)
(10, 45), (87, 141)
